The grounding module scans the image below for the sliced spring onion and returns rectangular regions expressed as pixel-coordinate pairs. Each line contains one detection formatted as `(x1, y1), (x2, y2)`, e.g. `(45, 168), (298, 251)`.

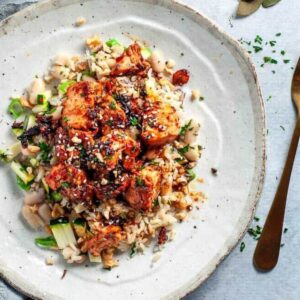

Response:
(0, 142), (22, 162)
(16, 176), (32, 191)
(11, 161), (34, 184)
(72, 218), (87, 237)
(29, 158), (39, 167)
(141, 47), (152, 59)
(106, 38), (121, 47)
(88, 252), (102, 263)
(8, 98), (24, 119)
(24, 114), (36, 130)
(58, 80), (76, 94)
(50, 217), (76, 249)
(35, 236), (58, 250)
(32, 100), (50, 113)
(12, 128), (24, 137)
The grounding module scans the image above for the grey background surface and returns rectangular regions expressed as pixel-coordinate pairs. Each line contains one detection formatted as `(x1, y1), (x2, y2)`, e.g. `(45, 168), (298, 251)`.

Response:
(0, 0), (300, 299)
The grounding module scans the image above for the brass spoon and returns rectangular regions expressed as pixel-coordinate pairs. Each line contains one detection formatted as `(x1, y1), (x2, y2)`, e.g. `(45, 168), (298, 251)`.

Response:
(253, 58), (300, 271)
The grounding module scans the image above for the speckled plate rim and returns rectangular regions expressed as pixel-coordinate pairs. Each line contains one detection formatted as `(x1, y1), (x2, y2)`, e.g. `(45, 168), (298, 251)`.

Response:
(0, 0), (266, 299)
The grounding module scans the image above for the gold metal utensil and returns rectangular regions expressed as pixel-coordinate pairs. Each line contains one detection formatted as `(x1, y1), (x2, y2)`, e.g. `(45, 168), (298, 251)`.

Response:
(253, 58), (300, 271)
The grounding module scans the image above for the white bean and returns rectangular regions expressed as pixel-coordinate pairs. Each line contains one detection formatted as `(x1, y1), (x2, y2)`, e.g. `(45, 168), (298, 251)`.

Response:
(38, 203), (51, 223)
(21, 205), (44, 229)
(28, 78), (45, 105)
(184, 144), (200, 162)
(150, 50), (165, 73)
(183, 120), (200, 144)
(53, 54), (71, 67)
(24, 188), (45, 205)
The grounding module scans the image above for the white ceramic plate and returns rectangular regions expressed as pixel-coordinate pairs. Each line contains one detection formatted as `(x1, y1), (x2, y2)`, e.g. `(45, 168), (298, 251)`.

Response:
(0, 1), (265, 299)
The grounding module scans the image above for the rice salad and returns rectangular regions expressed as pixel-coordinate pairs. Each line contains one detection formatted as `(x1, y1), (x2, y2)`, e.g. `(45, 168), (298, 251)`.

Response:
(1, 35), (203, 269)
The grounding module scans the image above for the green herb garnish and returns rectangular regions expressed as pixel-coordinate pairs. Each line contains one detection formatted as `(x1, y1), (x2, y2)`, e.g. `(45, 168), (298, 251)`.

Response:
(61, 182), (70, 188)
(240, 242), (245, 252)
(130, 117), (139, 126)
(263, 57), (277, 64)
(153, 198), (159, 206)
(130, 242), (137, 257)
(135, 177), (145, 187)
(179, 120), (192, 136)
(109, 101), (117, 110)
(253, 46), (263, 53)
(38, 142), (51, 163)
(254, 35), (263, 44)
(178, 144), (190, 155)
(248, 225), (262, 240)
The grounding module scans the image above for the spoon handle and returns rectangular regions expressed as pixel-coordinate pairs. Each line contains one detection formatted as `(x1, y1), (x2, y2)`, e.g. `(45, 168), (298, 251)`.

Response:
(253, 118), (300, 271)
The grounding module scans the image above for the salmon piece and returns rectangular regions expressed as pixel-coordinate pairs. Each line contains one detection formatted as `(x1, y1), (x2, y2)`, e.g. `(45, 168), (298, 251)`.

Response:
(62, 81), (102, 130)
(99, 95), (127, 135)
(111, 43), (149, 76)
(97, 130), (140, 171)
(141, 102), (180, 147)
(125, 165), (161, 210)
(85, 225), (124, 256)
(45, 163), (87, 190)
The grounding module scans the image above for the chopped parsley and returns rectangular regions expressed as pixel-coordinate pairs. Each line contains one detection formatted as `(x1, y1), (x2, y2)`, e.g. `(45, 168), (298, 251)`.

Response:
(106, 120), (114, 127)
(284, 227), (288, 233)
(254, 35), (263, 44)
(240, 242), (245, 252)
(135, 177), (145, 187)
(283, 59), (290, 64)
(254, 216), (260, 222)
(130, 242), (137, 257)
(38, 142), (51, 163)
(263, 57), (278, 64)
(178, 144), (190, 155)
(109, 101), (117, 110)
(61, 182), (70, 188)
(269, 40), (276, 47)
(280, 50), (285, 56)
(253, 46), (263, 53)
(179, 120), (192, 136)
(275, 33), (281, 37)
(130, 117), (139, 126)
(148, 160), (159, 166)
(248, 225), (262, 240)
(153, 198), (159, 206)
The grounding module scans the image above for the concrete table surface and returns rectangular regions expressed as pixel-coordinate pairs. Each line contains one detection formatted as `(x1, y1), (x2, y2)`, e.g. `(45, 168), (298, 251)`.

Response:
(0, 0), (300, 299)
